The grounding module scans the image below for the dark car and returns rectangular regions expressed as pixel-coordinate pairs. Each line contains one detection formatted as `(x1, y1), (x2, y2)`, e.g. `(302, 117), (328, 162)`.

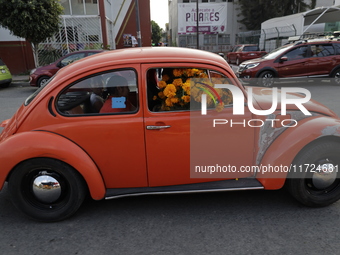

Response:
(226, 44), (267, 65)
(29, 50), (104, 87)
(237, 39), (340, 87)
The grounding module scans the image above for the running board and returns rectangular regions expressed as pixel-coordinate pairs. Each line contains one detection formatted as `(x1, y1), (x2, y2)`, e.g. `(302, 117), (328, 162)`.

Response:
(105, 178), (264, 200)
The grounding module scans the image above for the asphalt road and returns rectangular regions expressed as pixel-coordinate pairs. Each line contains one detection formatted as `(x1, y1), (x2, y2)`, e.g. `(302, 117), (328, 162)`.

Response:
(0, 81), (340, 255)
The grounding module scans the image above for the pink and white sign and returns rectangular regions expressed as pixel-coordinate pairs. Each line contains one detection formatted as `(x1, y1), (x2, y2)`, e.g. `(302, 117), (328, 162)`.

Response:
(178, 3), (227, 35)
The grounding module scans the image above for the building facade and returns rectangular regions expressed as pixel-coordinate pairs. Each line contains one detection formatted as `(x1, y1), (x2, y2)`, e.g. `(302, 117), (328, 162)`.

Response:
(168, 0), (241, 54)
(0, 0), (151, 74)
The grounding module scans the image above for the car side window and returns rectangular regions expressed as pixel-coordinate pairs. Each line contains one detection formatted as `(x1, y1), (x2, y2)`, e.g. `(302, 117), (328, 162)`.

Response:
(334, 44), (340, 55)
(56, 69), (138, 115)
(147, 67), (233, 112)
(310, 44), (335, 57)
(284, 46), (308, 60)
(60, 53), (86, 67)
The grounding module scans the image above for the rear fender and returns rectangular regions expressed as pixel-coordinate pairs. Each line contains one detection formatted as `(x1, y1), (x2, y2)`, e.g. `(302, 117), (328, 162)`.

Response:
(257, 116), (340, 189)
(0, 131), (105, 200)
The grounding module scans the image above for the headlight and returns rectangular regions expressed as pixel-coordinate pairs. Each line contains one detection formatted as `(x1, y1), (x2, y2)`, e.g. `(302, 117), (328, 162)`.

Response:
(245, 63), (260, 69)
(30, 68), (36, 75)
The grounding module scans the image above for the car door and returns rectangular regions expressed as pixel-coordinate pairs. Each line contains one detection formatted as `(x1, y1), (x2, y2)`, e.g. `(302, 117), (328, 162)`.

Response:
(308, 43), (335, 77)
(275, 45), (309, 78)
(54, 66), (148, 189)
(142, 64), (255, 187)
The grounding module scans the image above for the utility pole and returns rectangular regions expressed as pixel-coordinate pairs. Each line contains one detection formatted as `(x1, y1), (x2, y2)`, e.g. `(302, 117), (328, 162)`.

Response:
(196, 0), (199, 49)
(135, 0), (142, 47)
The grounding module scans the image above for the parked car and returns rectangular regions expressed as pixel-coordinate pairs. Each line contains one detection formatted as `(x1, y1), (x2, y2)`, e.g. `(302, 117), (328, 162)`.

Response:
(237, 39), (340, 87)
(0, 58), (12, 88)
(226, 44), (267, 65)
(29, 50), (104, 87)
(1, 47), (340, 222)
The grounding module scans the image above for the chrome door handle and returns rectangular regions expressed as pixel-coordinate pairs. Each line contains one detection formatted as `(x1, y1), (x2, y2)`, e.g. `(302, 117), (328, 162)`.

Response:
(146, 125), (171, 130)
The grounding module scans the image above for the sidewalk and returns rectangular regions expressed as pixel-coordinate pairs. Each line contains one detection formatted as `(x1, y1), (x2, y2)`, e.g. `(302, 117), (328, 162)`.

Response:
(12, 75), (29, 83)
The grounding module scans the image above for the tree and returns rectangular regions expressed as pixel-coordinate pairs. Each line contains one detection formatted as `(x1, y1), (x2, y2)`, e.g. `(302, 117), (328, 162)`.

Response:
(151, 20), (162, 45)
(0, 0), (63, 66)
(238, 0), (317, 30)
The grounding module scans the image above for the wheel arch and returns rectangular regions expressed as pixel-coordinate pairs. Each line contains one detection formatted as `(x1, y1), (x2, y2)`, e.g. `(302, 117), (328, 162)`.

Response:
(0, 131), (106, 200)
(255, 67), (278, 78)
(330, 65), (340, 77)
(256, 116), (340, 189)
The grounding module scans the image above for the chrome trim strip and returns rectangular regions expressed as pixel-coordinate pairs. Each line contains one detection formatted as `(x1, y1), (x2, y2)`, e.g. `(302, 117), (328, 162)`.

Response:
(105, 186), (264, 200)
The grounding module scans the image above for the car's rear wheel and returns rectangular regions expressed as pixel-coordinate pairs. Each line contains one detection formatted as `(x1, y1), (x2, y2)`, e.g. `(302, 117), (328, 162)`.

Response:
(8, 158), (87, 222)
(0, 82), (11, 88)
(37, 76), (50, 87)
(331, 68), (340, 85)
(258, 71), (275, 87)
(286, 141), (340, 207)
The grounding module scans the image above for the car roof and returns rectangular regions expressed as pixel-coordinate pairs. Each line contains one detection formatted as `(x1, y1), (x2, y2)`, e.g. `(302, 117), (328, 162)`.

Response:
(55, 47), (230, 80)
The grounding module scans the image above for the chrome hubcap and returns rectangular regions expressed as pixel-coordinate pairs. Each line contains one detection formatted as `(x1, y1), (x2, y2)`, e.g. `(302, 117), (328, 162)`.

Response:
(334, 71), (340, 84)
(312, 163), (337, 190)
(262, 73), (274, 87)
(32, 175), (61, 203)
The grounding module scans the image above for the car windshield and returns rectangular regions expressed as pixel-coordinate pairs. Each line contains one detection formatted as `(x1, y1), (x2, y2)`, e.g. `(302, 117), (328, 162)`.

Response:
(24, 76), (54, 106)
(262, 43), (295, 59)
(0, 59), (5, 66)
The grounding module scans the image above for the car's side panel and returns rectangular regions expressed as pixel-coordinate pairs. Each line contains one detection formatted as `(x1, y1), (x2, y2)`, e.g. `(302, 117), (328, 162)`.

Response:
(257, 116), (340, 189)
(0, 131), (106, 200)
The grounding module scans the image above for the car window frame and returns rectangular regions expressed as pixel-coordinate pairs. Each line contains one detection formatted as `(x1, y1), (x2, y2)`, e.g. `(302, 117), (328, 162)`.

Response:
(55, 68), (139, 117)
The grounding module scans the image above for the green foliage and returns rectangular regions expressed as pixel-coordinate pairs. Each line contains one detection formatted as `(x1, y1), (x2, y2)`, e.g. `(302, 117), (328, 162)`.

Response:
(151, 20), (162, 45)
(0, 0), (63, 45)
(238, 0), (316, 30)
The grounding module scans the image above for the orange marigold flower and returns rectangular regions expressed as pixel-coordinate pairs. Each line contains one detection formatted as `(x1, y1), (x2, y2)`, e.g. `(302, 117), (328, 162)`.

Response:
(182, 95), (190, 103)
(163, 84), (176, 98)
(173, 69), (183, 77)
(153, 95), (157, 100)
(173, 78), (183, 87)
(158, 91), (166, 99)
(165, 98), (173, 107)
(182, 82), (191, 95)
(158, 80), (167, 89)
(162, 74), (170, 82)
(171, 97), (179, 104)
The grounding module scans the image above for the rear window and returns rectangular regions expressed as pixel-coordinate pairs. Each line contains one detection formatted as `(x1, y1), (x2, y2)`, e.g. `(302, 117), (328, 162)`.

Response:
(25, 76), (54, 106)
(243, 46), (260, 51)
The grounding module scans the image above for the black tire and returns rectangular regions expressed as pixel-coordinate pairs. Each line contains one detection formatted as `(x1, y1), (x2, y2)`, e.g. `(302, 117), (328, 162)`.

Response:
(258, 71), (275, 87)
(37, 76), (50, 87)
(331, 68), (340, 85)
(8, 158), (87, 222)
(286, 141), (340, 207)
(0, 82), (11, 88)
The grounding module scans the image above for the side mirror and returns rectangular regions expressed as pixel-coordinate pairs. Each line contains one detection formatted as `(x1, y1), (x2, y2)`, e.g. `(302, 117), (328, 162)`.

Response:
(280, 56), (288, 62)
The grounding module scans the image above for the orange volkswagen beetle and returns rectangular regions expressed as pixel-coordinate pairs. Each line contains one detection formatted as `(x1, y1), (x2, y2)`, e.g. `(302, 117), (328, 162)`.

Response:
(1, 47), (340, 222)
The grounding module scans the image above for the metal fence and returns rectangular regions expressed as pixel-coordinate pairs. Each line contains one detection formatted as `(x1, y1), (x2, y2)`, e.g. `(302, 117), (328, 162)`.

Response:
(235, 25), (297, 52)
(36, 15), (104, 67)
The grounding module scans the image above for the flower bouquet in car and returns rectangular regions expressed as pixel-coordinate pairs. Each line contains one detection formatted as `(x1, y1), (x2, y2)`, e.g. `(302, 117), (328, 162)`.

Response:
(153, 68), (232, 111)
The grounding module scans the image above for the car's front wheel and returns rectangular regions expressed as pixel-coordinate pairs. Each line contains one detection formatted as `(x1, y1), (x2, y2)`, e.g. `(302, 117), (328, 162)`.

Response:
(286, 141), (340, 207)
(8, 158), (87, 222)
(37, 76), (50, 87)
(258, 71), (275, 87)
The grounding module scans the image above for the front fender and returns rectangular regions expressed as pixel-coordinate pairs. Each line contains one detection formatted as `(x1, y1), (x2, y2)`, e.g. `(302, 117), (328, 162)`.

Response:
(0, 131), (105, 200)
(257, 116), (340, 189)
